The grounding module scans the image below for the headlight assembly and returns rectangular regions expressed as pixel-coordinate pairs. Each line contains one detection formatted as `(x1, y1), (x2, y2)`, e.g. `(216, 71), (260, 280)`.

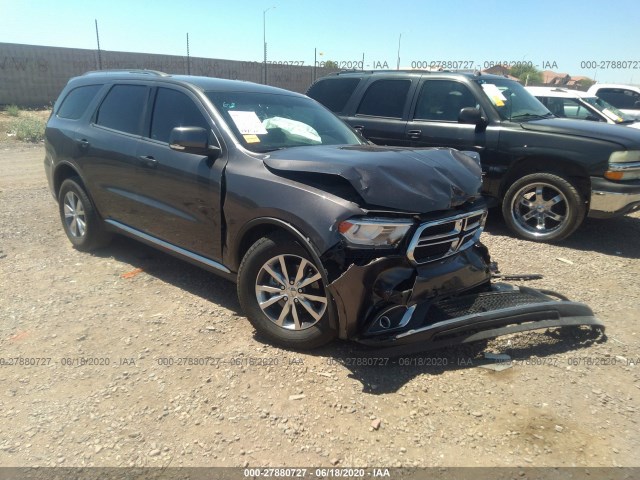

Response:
(606, 151), (640, 180)
(338, 217), (413, 248)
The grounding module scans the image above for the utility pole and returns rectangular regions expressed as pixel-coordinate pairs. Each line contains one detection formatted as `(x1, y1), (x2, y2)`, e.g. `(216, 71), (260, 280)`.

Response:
(396, 33), (402, 70)
(263, 6), (276, 84)
(95, 19), (102, 70)
(186, 33), (191, 75)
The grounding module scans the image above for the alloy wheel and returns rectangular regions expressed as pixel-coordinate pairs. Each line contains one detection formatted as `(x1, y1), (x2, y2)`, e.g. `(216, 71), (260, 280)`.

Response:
(255, 254), (328, 330)
(510, 182), (569, 238)
(63, 191), (87, 238)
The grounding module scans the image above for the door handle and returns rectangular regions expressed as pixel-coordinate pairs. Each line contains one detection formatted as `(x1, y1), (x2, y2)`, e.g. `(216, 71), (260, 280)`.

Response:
(139, 155), (158, 168)
(76, 139), (90, 149)
(407, 129), (422, 139)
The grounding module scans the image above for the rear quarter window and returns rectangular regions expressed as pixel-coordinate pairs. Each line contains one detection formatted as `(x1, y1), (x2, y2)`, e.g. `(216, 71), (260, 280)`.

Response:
(57, 85), (103, 120)
(307, 78), (360, 113)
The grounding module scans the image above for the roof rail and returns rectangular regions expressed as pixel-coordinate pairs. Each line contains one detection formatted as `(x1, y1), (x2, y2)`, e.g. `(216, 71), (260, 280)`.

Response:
(82, 69), (170, 77)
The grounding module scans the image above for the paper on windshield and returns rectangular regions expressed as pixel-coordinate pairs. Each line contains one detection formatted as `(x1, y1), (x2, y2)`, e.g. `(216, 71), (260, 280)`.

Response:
(481, 84), (507, 107)
(228, 111), (268, 135)
(602, 108), (623, 123)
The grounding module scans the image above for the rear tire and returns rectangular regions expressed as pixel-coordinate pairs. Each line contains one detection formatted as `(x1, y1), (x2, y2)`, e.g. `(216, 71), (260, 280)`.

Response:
(237, 233), (337, 349)
(58, 177), (112, 251)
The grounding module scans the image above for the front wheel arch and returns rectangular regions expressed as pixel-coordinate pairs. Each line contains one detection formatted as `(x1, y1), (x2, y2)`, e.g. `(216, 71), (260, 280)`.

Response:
(499, 156), (591, 203)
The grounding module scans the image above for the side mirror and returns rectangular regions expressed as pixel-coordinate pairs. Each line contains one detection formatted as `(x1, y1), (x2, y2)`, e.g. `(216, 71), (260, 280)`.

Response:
(169, 127), (221, 158)
(458, 107), (488, 132)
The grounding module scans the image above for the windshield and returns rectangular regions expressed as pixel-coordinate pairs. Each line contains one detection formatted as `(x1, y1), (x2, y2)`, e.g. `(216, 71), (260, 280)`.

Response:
(476, 78), (551, 121)
(583, 96), (634, 123)
(206, 91), (364, 152)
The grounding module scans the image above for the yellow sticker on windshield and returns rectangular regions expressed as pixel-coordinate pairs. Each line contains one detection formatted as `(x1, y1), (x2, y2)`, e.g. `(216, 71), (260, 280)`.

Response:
(243, 134), (260, 143)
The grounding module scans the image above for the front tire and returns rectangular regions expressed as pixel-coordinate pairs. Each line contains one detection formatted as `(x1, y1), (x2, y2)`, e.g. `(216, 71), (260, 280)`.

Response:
(237, 233), (336, 349)
(502, 173), (586, 242)
(58, 177), (112, 251)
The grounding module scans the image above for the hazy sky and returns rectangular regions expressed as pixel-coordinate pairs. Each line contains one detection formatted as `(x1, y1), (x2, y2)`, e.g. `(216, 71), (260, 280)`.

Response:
(2, 0), (639, 83)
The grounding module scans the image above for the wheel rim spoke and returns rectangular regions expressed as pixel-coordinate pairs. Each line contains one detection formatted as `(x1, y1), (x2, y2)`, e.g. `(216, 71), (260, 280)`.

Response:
(300, 293), (328, 304)
(70, 218), (78, 236)
(278, 255), (290, 284)
(263, 263), (286, 287)
(522, 210), (537, 221)
(536, 215), (546, 229)
(548, 194), (564, 206)
(298, 272), (322, 289)
(64, 204), (74, 218)
(275, 301), (291, 326)
(259, 294), (286, 309)
(293, 258), (309, 285)
(519, 198), (534, 209)
(76, 217), (86, 236)
(535, 186), (543, 200)
(545, 211), (564, 222)
(257, 285), (282, 294)
(291, 302), (302, 330)
(299, 298), (324, 321)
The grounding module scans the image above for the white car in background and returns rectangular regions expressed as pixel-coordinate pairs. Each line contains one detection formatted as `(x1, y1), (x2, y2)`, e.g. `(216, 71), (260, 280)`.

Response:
(587, 83), (640, 120)
(527, 86), (640, 128)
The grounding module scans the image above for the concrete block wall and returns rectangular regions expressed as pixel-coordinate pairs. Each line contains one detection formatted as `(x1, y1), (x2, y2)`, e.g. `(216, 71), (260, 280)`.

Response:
(0, 42), (337, 106)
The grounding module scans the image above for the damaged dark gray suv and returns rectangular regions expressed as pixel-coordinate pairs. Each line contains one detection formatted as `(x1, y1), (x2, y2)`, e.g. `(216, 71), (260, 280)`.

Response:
(44, 71), (602, 351)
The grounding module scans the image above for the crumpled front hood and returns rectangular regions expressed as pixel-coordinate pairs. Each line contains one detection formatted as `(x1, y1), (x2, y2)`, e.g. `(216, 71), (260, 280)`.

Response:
(520, 118), (640, 147)
(263, 145), (482, 212)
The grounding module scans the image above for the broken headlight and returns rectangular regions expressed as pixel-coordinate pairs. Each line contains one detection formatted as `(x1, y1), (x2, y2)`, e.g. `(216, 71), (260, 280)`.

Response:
(338, 217), (413, 248)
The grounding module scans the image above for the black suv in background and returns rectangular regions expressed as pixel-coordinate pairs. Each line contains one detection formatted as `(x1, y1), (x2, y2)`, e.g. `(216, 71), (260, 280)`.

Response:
(44, 70), (601, 351)
(308, 71), (640, 242)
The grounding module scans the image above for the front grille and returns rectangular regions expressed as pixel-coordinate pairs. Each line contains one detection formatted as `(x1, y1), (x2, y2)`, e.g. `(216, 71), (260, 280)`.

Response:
(407, 209), (487, 265)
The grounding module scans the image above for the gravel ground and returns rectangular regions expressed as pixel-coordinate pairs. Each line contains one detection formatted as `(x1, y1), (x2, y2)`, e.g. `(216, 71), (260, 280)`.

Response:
(0, 144), (638, 469)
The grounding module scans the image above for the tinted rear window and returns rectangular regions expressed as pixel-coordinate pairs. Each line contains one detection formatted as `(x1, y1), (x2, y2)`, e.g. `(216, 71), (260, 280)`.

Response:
(57, 85), (102, 120)
(597, 88), (640, 109)
(95, 85), (147, 135)
(307, 78), (360, 113)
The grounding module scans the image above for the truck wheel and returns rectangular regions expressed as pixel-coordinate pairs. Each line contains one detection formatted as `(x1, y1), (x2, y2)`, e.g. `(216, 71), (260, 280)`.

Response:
(502, 173), (585, 242)
(58, 177), (112, 251)
(237, 233), (337, 349)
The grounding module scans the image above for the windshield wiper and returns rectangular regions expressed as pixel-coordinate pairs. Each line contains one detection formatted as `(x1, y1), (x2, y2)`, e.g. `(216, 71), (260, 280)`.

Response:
(510, 113), (551, 121)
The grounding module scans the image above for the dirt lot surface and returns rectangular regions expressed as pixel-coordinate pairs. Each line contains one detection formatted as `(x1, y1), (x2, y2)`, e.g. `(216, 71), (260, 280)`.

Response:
(1, 143), (639, 469)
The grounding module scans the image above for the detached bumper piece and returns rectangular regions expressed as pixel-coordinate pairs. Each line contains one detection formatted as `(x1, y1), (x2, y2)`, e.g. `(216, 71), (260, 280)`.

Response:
(355, 284), (604, 356)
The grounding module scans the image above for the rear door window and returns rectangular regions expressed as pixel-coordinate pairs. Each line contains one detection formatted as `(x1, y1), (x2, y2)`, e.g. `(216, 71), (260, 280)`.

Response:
(356, 80), (411, 118)
(95, 84), (148, 135)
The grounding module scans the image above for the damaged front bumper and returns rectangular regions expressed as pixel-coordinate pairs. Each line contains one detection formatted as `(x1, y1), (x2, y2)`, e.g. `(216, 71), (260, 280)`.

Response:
(325, 243), (603, 353)
(355, 284), (603, 355)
